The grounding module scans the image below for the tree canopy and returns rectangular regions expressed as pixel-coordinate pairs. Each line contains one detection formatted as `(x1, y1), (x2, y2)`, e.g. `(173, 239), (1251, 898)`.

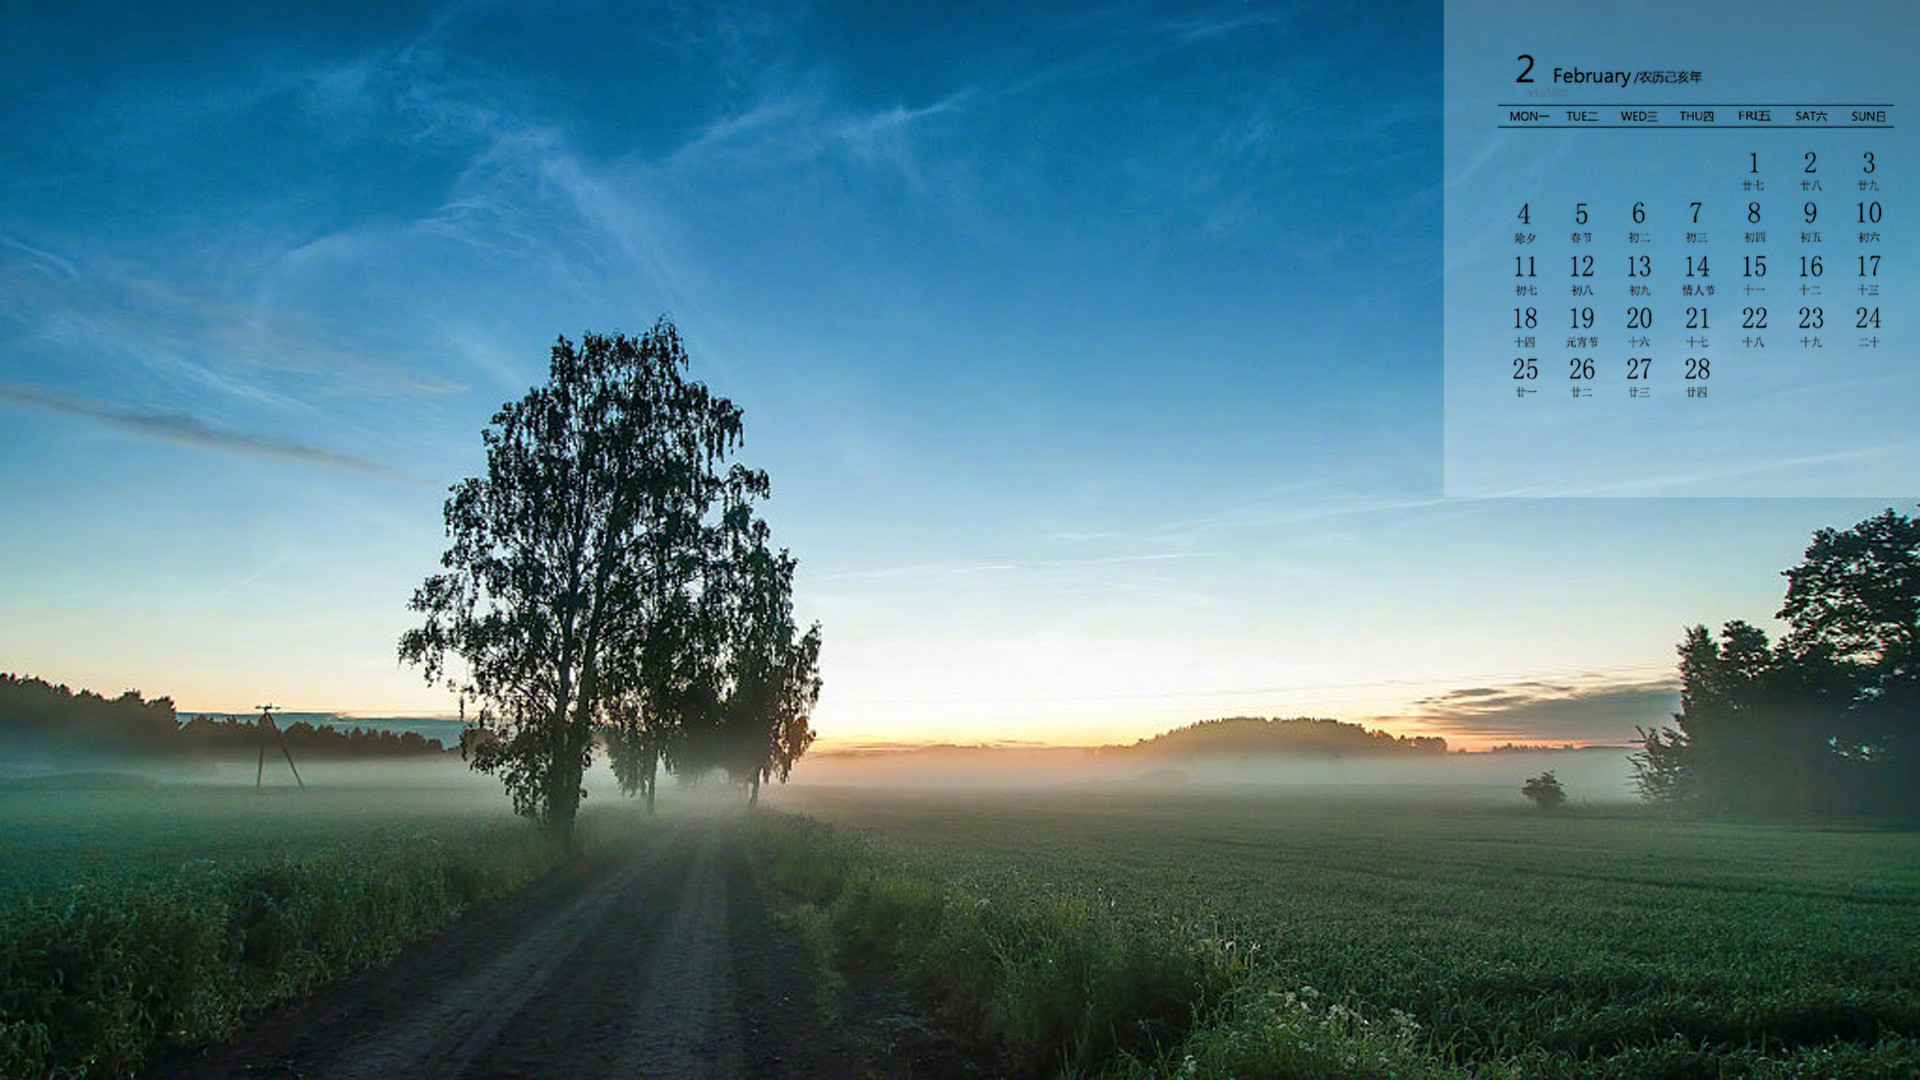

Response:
(1632, 506), (1920, 817)
(600, 461), (822, 809)
(400, 320), (820, 837)
(1520, 771), (1566, 811)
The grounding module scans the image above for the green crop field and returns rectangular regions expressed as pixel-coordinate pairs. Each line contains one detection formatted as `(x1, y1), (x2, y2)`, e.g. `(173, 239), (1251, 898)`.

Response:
(760, 784), (1920, 1078)
(10, 773), (1918, 1079)
(0, 776), (515, 895)
(0, 774), (591, 1079)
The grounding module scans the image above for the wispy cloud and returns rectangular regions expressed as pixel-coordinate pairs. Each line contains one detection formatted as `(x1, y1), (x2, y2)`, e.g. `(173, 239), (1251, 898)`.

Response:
(1038, 483), (1469, 553)
(664, 89), (827, 169)
(1166, 8), (1287, 43)
(1, 235), (79, 281)
(814, 549), (1209, 583)
(655, 78), (973, 195)
(333, 44), (711, 329)
(831, 89), (973, 182)
(2, 232), (464, 406)
(0, 382), (401, 478)
(1391, 677), (1679, 745)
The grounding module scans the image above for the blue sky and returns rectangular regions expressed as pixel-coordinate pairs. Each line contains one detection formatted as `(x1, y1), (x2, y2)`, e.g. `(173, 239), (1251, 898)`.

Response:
(0, 1), (1908, 748)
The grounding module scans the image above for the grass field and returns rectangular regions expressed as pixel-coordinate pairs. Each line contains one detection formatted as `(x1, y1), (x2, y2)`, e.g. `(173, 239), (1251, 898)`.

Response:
(759, 783), (1920, 1078)
(0, 772), (599, 1079)
(0, 773), (511, 893)
(9, 772), (1917, 1078)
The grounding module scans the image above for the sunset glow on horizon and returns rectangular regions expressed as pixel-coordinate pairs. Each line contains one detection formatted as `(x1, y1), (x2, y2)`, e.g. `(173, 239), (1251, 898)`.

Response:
(2, 2), (1909, 755)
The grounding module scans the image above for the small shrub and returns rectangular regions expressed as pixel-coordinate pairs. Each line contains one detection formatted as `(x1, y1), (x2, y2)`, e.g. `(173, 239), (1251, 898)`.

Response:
(1522, 772), (1567, 812)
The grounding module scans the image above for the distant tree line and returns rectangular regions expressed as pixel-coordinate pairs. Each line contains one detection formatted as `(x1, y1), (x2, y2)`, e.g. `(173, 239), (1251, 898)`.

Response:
(1633, 507), (1920, 818)
(1485, 742), (1589, 753)
(176, 714), (452, 759)
(1125, 716), (1448, 758)
(0, 674), (453, 763)
(0, 675), (180, 758)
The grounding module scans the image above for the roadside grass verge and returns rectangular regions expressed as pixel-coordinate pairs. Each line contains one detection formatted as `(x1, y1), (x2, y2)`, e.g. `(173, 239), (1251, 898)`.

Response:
(0, 814), (585, 1079)
(749, 810), (1262, 1076)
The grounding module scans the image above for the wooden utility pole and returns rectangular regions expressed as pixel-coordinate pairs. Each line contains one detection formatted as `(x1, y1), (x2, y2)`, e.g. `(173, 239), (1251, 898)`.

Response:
(254, 704), (305, 791)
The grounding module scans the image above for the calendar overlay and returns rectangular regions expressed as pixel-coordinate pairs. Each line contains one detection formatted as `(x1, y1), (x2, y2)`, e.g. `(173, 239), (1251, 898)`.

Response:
(1503, 105), (1891, 409)
(1444, 2), (1916, 497)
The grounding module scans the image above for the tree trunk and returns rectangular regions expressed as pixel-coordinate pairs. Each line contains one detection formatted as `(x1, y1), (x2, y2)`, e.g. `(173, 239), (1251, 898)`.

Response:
(545, 711), (587, 848)
(547, 756), (583, 847)
(642, 742), (659, 816)
(549, 642), (603, 848)
(748, 772), (760, 806)
(546, 648), (580, 845)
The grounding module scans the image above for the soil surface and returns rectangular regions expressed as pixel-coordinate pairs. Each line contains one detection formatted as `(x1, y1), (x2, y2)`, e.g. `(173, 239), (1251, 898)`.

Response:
(155, 815), (971, 1080)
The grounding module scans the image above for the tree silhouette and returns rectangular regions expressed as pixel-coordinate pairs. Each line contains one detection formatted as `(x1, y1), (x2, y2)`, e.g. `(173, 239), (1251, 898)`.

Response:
(604, 585), (710, 813)
(0, 675), (179, 759)
(704, 497), (821, 804)
(597, 454), (821, 810)
(1779, 507), (1920, 804)
(1633, 506), (1920, 817)
(1628, 724), (1689, 804)
(1645, 622), (1846, 814)
(1521, 770), (1566, 811)
(400, 320), (794, 840)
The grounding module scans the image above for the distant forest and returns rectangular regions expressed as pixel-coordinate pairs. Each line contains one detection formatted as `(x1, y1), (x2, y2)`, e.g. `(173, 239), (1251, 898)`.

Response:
(0, 674), (453, 763)
(1124, 716), (1447, 757)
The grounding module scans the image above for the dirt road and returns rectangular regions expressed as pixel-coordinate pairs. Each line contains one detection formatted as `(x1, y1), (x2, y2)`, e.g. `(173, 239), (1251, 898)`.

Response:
(158, 815), (933, 1080)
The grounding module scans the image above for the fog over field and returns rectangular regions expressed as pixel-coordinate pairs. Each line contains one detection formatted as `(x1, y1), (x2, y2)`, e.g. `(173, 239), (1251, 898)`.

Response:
(782, 745), (1637, 803)
(0, 738), (1637, 818)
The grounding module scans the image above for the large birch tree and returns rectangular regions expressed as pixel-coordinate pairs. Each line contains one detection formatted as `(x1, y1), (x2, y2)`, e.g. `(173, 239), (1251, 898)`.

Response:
(399, 319), (792, 840)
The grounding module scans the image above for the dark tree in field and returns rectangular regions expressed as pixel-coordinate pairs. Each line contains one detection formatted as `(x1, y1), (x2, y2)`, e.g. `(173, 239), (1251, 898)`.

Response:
(603, 693), (673, 814)
(1779, 507), (1920, 805)
(1628, 724), (1690, 804)
(400, 321), (811, 839)
(1662, 622), (1821, 813)
(1520, 770), (1566, 811)
(640, 479), (822, 805)
(1637, 620), (1860, 815)
(1632, 506), (1920, 817)
(704, 495), (822, 804)
(600, 448), (737, 815)
(599, 462), (821, 809)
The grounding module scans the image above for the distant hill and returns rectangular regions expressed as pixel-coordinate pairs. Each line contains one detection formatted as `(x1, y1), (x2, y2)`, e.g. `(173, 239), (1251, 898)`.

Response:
(1120, 716), (1447, 758)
